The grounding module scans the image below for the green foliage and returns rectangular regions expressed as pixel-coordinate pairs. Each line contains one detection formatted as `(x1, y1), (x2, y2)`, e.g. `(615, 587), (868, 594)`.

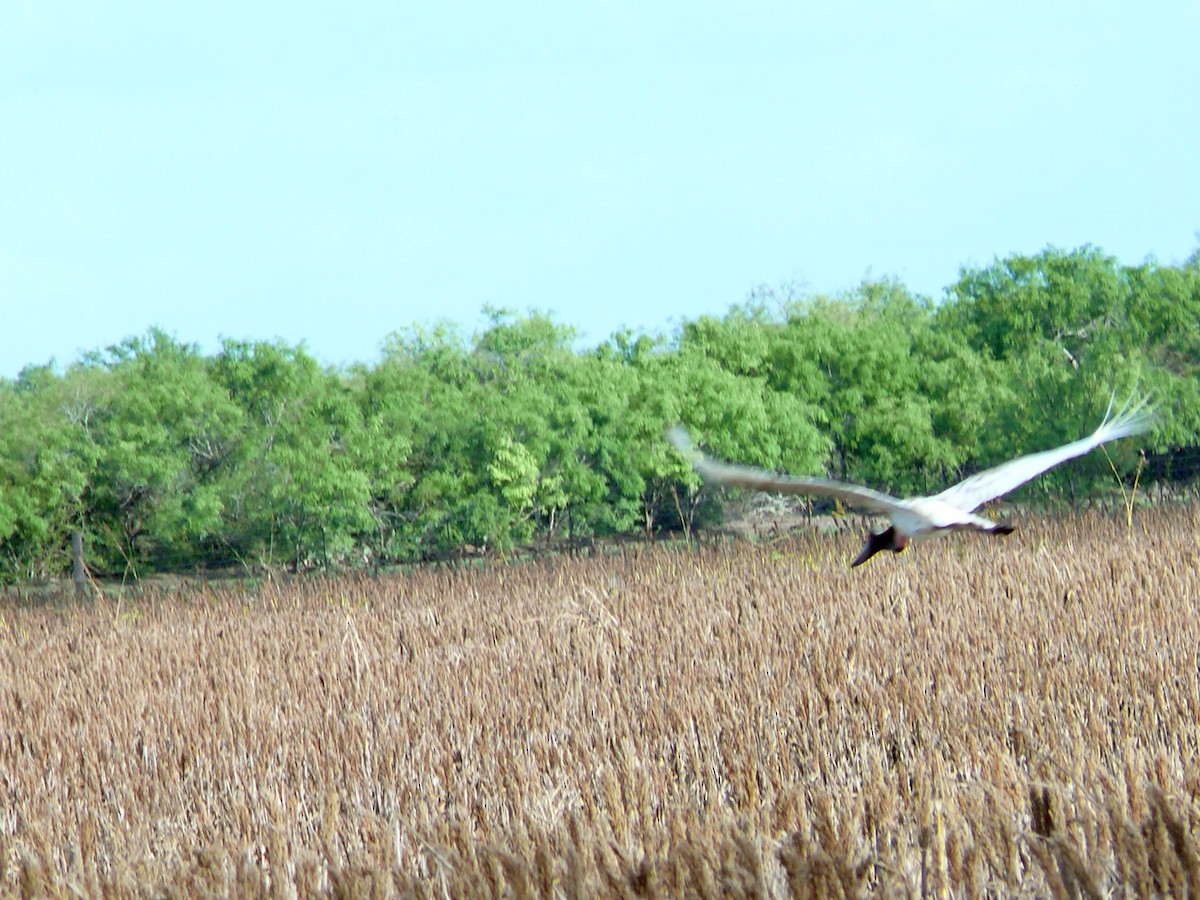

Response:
(937, 246), (1198, 494)
(78, 330), (243, 573)
(942, 246), (1124, 363)
(0, 374), (93, 578)
(1, 244), (1197, 582)
(210, 338), (375, 570)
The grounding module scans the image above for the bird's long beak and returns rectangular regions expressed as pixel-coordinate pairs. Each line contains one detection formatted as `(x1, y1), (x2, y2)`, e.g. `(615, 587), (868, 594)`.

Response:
(851, 527), (894, 568)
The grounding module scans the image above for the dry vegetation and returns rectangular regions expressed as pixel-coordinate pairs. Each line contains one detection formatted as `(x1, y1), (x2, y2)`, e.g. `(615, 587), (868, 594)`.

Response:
(3, 505), (1200, 897)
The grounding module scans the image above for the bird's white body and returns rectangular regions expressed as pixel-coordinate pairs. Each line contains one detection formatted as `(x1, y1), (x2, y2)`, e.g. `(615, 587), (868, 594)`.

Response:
(888, 498), (998, 540)
(668, 392), (1155, 566)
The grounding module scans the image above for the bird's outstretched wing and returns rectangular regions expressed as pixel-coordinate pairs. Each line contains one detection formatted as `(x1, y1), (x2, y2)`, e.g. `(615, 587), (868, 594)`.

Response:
(933, 392), (1155, 513)
(667, 425), (905, 518)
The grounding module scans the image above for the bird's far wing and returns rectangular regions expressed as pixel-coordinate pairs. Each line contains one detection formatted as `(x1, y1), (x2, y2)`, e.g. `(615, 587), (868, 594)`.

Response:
(933, 392), (1156, 512)
(667, 425), (905, 518)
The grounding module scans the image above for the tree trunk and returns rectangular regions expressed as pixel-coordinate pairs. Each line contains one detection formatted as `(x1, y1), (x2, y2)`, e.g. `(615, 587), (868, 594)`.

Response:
(71, 530), (88, 597)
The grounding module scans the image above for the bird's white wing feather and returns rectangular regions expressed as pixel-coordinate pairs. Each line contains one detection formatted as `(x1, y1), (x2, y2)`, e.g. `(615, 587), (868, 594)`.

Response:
(667, 426), (905, 518)
(933, 393), (1155, 513)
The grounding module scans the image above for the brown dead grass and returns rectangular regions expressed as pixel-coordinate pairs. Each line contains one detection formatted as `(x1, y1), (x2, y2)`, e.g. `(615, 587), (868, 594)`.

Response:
(2, 505), (1200, 897)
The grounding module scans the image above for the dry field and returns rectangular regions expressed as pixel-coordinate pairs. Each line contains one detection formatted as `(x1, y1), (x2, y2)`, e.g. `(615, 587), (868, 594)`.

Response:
(2, 506), (1200, 897)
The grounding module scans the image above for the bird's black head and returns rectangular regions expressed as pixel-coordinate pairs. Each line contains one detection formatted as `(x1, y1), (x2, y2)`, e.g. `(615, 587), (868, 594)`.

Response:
(851, 526), (905, 568)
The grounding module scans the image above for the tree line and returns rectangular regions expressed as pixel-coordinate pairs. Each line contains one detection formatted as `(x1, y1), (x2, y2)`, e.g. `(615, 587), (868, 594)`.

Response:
(2, 245), (1198, 581)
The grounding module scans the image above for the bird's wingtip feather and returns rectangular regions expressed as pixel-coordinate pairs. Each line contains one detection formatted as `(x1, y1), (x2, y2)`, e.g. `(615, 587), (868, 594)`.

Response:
(1096, 390), (1157, 442)
(666, 424), (700, 460)
(666, 423), (689, 447)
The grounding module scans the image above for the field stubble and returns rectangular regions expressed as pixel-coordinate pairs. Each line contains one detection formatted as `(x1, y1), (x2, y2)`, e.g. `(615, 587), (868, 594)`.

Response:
(2, 506), (1200, 896)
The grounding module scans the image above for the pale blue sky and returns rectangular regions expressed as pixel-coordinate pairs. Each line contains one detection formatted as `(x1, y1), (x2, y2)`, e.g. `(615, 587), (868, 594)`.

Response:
(3, 2), (1198, 378)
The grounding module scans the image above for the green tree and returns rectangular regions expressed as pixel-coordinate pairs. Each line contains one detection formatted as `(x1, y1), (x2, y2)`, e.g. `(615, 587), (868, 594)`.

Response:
(634, 317), (830, 534)
(758, 282), (968, 496)
(936, 247), (1175, 498)
(211, 339), (373, 570)
(73, 330), (243, 574)
(0, 368), (95, 580)
(941, 246), (1129, 366)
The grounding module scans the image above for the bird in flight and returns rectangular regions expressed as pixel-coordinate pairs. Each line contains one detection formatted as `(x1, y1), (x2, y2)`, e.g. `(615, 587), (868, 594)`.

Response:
(667, 393), (1155, 567)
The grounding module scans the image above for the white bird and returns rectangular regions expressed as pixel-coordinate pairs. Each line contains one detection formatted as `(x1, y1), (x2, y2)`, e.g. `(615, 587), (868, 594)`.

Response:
(667, 393), (1155, 567)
